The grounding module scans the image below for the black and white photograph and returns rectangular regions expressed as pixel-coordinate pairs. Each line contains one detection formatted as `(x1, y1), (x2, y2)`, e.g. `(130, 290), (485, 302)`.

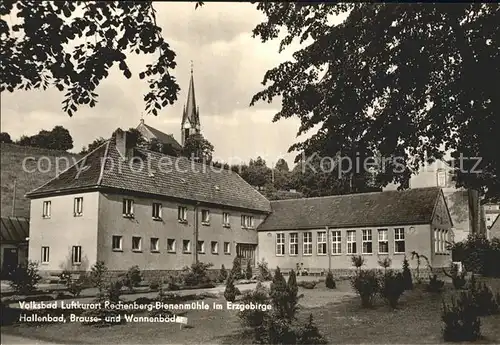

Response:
(1, 1), (499, 344)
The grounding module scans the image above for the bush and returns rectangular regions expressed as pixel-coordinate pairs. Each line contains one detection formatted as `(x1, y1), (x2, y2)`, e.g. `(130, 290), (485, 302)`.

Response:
(296, 314), (328, 345)
(297, 281), (317, 289)
(350, 270), (379, 308)
(182, 262), (213, 287)
(257, 258), (272, 282)
(231, 257), (244, 280)
(149, 279), (161, 291)
(8, 261), (41, 295)
(89, 261), (108, 290)
(402, 256), (413, 290)
(81, 280), (124, 327)
(122, 265), (142, 291)
(426, 274), (445, 293)
(443, 263), (467, 290)
(442, 291), (481, 342)
(449, 234), (500, 277)
(351, 255), (365, 270)
(217, 264), (228, 283)
(467, 276), (499, 316)
(149, 285), (173, 318)
(380, 270), (405, 308)
(325, 271), (336, 289)
(224, 273), (239, 302)
(245, 260), (253, 280)
(238, 282), (270, 329)
(378, 257), (392, 271)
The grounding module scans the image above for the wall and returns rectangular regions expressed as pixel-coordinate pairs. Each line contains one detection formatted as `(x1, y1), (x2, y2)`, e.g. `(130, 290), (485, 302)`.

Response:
(257, 224), (434, 272)
(28, 192), (99, 274)
(97, 192), (267, 272)
(430, 192), (453, 268)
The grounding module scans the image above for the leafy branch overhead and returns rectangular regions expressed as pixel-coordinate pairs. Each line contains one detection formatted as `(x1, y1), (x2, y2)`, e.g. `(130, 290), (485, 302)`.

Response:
(0, 1), (203, 117)
(250, 3), (500, 199)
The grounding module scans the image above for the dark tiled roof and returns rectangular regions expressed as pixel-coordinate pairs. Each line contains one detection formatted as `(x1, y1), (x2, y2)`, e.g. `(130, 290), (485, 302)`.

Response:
(1, 216), (29, 242)
(142, 123), (182, 151)
(26, 139), (271, 213)
(257, 187), (442, 231)
(491, 215), (500, 234)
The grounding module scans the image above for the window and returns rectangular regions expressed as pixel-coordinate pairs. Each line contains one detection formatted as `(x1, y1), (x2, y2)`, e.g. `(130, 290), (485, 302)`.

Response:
(178, 206), (187, 222)
(276, 233), (285, 256)
(317, 231), (327, 255)
(150, 238), (159, 252)
(152, 203), (162, 220)
(440, 230), (445, 253)
(197, 240), (205, 254)
(183, 240), (191, 253)
(331, 231), (341, 254)
(437, 170), (446, 187)
(434, 229), (439, 253)
(378, 229), (389, 254)
(289, 233), (298, 256)
(303, 232), (312, 255)
(167, 239), (176, 253)
(123, 199), (134, 218)
(74, 197), (83, 216)
(347, 230), (357, 254)
(72, 246), (82, 264)
(224, 242), (231, 255)
(201, 210), (210, 225)
(241, 215), (255, 229)
(211, 241), (219, 254)
(362, 230), (373, 254)
(132, 236), (142, 251)
(222, 212), (230, 227)
(394, 228), (405, 253)
(42, 201), (51, 218)
(41, 246), (49, 263)
(112, 236), (122, 251)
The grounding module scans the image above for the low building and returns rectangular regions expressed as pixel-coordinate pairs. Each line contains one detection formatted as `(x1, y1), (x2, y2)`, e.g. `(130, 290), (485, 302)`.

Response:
(257, 187), (453, 273)
(25, 130), (271, 276)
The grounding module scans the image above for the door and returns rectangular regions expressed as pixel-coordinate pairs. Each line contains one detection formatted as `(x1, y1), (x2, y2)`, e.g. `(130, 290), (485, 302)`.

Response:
(237, 243), (256, 266)
(2, 247), (19, 278)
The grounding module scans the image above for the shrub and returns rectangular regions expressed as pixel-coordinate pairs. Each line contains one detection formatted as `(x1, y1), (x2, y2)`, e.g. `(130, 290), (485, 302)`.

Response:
(67, 278), (84, 297)
(81, 280), (124, 327)
(296, 314), (328, 345)
(351, 255), (365, 270)
(350, 269), (379, 308)
(380, 270), (405, 308)
(89, 261), (108, 290)
(224, 273), (239, 302)
(238, 282), (270, 329)
(378, 257), (392, 272)
(449, 234), (500, 277)
(217, 264), (228, 282)
(325, 271), (336, 289)
(468, 276), (499, 316)
(182, 262), (213, 287)
(245, 260), (253, 280)
(231, 257), (244, 280)
(122, 265), (142, 291)
(442, 291), (481, 342)
(257, 258), (272, 281)
(8, 261), (41, 295)
(149, 285), (173, 318)
(426, 274), (445, 293)
(297, 281), (317, 289)
(402, 256), (413, 290)
(443, 263), (467, 290)
(149, 279), (161, 291)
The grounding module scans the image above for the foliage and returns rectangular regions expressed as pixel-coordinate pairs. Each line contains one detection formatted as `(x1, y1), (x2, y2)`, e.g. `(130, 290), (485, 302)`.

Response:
(79, 137), (106, 155)
(0, 132), (13, 143)
(449, 234), (500, 277)
(148, 137), (181, 156)
(350, 269), (379, 308)
(59, 271), (84, 297)
(378, 257), (392, 272)
(14, 126), (73, 151)
(426, 274), (445, 293)
(442, 263), (467, 290)
(296, 314), (328, 345)
(467, 275), (499, 316)
(181, 133), (214, 163)
(297, 281), (317, 289)
(217, 264), (228, 283)
(149, 279), (161, 292)
(257, 258), (273, 282)
(402, 256), (413, 290)
(2, 1), (204, 117)
(8, 261), (41, 295)
(149, 285), (172, 318)
(122, 265), (142, 291)
(325, 271), (336, 289)
(231, 257), (244, 280)
(238, 282), (270, 330)
(411, 251), (432, 283)
(182, 262), (213, 287)
(351, 255), (365, 270)
(245, 260), (253, 280)
(379, 270), (405, 308)
(224, 272), (239, 302)
(81, 279), (124, 327)
(89, 261), (108, 291)
(442, 291), (481, 342)
(251, 3), (500, 199)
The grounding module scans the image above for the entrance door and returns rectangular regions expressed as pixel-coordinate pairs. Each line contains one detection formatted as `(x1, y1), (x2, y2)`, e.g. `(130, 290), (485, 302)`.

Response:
(236, 243), (256, 266)
(2, 247), (19, 278)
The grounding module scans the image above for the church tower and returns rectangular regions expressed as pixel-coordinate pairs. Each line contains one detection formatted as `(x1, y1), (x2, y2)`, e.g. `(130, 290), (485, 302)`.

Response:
(181, 62), (201, 146)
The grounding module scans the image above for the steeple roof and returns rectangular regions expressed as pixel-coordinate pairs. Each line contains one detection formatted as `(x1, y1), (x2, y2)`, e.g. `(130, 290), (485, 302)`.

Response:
(182, 63), (200, 127)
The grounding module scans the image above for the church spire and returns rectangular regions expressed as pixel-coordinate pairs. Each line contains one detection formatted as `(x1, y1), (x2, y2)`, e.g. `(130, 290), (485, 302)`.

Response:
(181, 61), (201, 146)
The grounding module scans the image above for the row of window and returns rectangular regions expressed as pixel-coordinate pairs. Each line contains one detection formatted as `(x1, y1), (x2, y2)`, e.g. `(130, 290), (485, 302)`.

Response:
(434, 228), (450, 254)
(41, 199), (255, 229)
(41, 246), (81, 264)
(111, 236), (232, 255)
(275, 228), (406, 256)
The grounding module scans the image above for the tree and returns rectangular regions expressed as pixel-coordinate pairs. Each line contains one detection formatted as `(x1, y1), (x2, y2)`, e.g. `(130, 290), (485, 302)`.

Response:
(274, 158), (289, 172)
(80, 137), (106, 155)
(0, 132), (12, 143)
(148, 137), (181, 156)
(402, 256), (413, 290)
(14, 126), (73, 151)
(251, 3), (500, 200)
(1, 1), (203, 117)
(181, 133), (214, 163)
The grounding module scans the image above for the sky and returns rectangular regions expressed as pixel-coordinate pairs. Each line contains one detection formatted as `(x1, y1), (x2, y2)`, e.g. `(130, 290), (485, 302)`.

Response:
(1, 2), (314, 168)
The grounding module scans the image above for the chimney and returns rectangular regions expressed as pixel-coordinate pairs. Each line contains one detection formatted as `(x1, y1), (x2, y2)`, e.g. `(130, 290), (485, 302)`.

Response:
(114, 128), (134, 160)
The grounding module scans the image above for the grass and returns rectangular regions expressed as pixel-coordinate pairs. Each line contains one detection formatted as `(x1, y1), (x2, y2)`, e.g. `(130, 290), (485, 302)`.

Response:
(2, 278), (500, 344)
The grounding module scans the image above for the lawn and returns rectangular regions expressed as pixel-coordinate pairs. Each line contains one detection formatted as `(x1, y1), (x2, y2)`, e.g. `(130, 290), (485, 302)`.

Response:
(2, 278), (500, 344)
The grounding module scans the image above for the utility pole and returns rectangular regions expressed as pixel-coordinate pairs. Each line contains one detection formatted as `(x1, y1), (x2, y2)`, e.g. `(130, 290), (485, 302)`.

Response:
(12, 178), (16, 217)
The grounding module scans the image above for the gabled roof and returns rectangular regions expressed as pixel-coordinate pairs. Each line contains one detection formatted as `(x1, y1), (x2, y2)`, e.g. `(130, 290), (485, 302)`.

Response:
(25, 138), (271, 213)
(258, 187), (442, 231)
(1, 216), (29, 242)
(137, 122), (182, 151)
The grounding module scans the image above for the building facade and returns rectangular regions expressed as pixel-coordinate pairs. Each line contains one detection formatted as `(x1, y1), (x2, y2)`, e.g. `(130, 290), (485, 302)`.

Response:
(257, 188), (453, 272)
